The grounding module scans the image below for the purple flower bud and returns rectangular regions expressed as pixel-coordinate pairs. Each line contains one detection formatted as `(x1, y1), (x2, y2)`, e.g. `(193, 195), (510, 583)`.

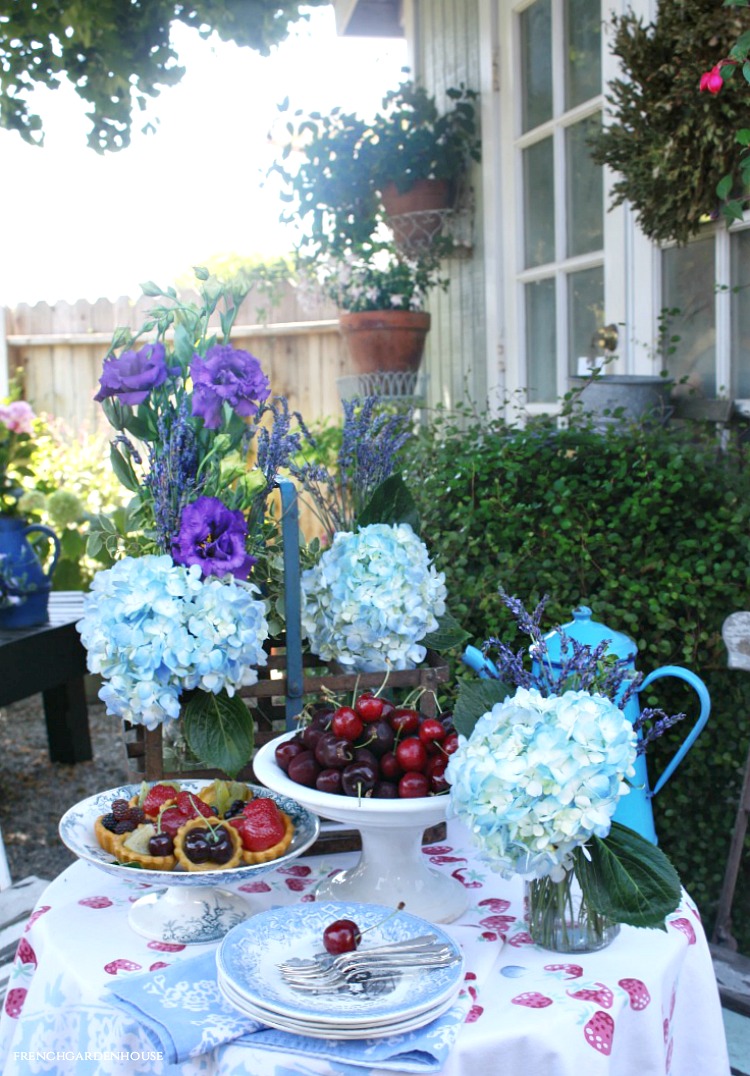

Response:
(190, 345), (271, 429)
(171, 495), (256, 580)
(94, 343), (175, 405)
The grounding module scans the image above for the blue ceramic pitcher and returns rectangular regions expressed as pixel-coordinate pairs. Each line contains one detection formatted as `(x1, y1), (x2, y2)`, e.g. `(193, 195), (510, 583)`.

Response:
(462, 606), (711, 844)
(0, 517), (60, 629)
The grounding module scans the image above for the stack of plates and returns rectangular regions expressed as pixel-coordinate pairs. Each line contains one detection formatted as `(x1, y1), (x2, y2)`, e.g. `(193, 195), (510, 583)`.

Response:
(216, 901), (464, 1040)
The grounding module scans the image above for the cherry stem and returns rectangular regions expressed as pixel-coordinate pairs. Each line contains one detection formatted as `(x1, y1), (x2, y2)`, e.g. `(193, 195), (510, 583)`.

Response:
(355, 901), (407, 943)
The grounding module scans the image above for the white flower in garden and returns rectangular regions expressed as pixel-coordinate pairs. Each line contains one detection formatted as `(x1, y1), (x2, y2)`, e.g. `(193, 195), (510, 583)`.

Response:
(77, 554), (269, 730)
(446, 686), (637, 881)
(299, 522), (447, 672)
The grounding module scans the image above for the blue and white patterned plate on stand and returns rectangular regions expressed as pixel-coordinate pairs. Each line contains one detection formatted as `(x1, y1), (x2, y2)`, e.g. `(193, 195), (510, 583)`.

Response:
(59, 781), (320, 944)
(216, 900), (464, 1034)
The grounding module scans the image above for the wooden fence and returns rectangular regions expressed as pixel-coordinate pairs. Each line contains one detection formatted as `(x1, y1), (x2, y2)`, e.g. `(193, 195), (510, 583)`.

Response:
(1, 283), (354, 431)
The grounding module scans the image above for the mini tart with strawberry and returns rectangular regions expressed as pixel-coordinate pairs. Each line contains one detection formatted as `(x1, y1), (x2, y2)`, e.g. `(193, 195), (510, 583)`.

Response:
(229, 797), (295, 865)
(241, 810), (294, 865)
(94, 815), (122, 856)
(173, 817), (244, 873)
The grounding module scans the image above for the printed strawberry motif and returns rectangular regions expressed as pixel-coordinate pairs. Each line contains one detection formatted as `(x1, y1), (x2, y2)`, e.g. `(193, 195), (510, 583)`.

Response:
(478, 897), (511, 914)
(278, 864), (312, 877)
(104, 958), (143, 975)
(422, 845), (453, 856)
(544, 963), (583, 980)
(619, 977), (651, 1010)
(239, 880), (272, 894)
(15, 938), (36, 966)
(79, 895), (113, 909)
(24, 905), (50, 931)
(149, 961), (170, 971)
(451, 867), (482, 889)
(666, 1037), (674, 1070)
(465, 1004), (484, 1022)
(584, 1011), (614, 1055)
(670, 917), (696, 945)
(508, 931), (533, 947)
(285, 878), (309, 892)
(4, 987), (26, 1019)
(479, 913), (516, 933)
(147, 940), (185, 952)
(568, 982), (614, 1008)
(663, 1018), (670, 1045)
(511, 991), (553, 1008)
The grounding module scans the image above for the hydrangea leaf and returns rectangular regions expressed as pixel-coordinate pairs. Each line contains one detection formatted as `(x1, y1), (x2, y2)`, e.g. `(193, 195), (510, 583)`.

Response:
(182, 690), (255, 779)
(423, 608), (470, 653)
(358, 473), (420, 533)
(453, 679), (512, 737)
(578, 823), (682, 929)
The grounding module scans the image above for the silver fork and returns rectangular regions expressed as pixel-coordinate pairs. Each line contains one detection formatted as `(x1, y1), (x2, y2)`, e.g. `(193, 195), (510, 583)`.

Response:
(277, 934), (441, 978)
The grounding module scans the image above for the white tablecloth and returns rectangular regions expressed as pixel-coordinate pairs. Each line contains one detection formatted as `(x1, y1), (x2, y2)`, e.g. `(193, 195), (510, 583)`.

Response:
(0, 820), (730, 1075)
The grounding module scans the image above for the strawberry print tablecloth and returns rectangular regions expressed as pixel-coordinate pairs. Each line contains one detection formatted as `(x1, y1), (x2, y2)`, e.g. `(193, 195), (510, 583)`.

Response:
(0, 819), (730, 1076)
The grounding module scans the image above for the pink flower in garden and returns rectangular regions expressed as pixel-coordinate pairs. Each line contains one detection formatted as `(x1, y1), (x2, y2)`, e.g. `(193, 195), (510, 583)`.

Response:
(0, 401), (35, 435)
(699, 64), (726, 95)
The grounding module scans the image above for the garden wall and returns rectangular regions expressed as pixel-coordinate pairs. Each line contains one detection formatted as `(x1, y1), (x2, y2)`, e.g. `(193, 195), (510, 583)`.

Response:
(1, 283), (352, 431)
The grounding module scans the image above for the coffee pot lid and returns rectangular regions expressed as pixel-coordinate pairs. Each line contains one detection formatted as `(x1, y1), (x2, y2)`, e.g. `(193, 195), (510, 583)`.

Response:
(542, 606), (637, 663)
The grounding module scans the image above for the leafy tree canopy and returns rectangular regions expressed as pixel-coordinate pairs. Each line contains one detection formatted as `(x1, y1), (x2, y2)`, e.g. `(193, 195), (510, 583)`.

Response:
(0, 0), (327, 153)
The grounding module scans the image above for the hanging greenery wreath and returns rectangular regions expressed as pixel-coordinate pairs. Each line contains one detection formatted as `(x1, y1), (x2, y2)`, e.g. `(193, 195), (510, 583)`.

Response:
(589, 0), (749, 245)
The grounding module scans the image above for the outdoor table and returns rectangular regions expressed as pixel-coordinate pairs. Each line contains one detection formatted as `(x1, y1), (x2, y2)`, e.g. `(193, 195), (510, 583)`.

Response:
(0, 819), (730, 1076)
(0, 591), (90, 764)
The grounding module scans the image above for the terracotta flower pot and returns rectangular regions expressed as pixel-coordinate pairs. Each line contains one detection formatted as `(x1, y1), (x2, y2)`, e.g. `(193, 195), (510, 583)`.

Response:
(338, 310), (431, 375)
(380, 179), (453, 250)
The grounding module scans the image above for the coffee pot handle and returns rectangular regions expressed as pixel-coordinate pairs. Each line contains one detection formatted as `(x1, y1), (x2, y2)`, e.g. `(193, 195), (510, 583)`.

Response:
(638, 665), (711, 795)
(23, 524), (61, 581)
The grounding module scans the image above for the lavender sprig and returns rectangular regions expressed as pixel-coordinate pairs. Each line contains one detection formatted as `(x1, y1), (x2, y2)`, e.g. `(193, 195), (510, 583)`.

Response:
(144, 400), (201, 553)
(633, 708), (686, 755)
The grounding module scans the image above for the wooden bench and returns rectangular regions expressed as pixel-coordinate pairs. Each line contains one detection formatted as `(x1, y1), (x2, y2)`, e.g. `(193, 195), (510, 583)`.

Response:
(0, 590), (91, 764)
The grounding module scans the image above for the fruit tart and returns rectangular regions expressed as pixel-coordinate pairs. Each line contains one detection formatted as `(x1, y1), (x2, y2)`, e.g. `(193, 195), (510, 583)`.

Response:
(94, 780), (296, 873)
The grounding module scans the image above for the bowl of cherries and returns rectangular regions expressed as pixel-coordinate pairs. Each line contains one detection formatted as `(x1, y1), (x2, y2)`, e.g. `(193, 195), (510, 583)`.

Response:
(253, 693), (468, 924)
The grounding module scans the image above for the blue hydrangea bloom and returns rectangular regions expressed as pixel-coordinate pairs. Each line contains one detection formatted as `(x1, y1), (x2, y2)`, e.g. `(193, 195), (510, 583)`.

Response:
(299, 523), (447, 672)
(77, 555), (269, 729)
(446, 687), (637, 882)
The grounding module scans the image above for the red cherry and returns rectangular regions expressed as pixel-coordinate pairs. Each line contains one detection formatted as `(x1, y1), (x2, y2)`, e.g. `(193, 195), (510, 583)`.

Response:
(323, 918), (360, 954)
(331, 707), (364, 742)
(379, 751), (403, 781)
(275, 739), (306, 773)
(442, 731), (460, 756)
(399, 771), (430, 798)
(390, 707), (420, 736)
(395, 736), (428, 773)
(355, 693), (385, 722)
(418, 718), (446, 747)
(425, 755), (449, 793)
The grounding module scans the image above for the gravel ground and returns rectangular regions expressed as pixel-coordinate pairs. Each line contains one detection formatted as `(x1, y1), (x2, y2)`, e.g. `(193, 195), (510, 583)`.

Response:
(0, 696), (129, 882)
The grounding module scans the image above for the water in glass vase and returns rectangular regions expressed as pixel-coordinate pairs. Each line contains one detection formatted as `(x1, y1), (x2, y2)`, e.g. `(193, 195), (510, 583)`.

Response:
(526, 870), (620, 953)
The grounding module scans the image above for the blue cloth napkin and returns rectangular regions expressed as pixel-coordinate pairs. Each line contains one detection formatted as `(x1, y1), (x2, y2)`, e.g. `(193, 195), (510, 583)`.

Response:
(106, 950), (469, 1073)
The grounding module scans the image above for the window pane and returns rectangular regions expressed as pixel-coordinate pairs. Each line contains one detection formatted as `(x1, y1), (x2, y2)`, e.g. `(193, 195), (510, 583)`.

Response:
(662, 238), (716, 396)
(524, 137), (555, 268)
(526, 278), (557, 403)
(565, 0), (602, 110)
(731, 230), (750, 397)
(568, 265), (604, 376)
(520, 0), (552, 132)
(566, 115), (603, 257)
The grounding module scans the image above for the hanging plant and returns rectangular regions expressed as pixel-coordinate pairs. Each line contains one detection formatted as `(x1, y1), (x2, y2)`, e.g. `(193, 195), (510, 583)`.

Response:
(589, 0), (749, 245)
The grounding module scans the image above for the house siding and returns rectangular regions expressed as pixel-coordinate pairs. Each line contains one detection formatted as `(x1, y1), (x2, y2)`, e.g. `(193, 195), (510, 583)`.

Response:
(414, 0), (489, 413)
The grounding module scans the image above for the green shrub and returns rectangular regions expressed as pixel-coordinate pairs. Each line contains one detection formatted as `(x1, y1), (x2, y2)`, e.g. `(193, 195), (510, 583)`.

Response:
(19, 416), (129, 589)
(404, 407), (750, 951)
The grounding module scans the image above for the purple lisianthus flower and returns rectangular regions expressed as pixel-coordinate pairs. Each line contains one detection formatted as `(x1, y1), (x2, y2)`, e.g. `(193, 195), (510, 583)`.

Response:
(94, 343), (175, 406)
(190, 345), (271, 429)
(172, 496), (256, 580)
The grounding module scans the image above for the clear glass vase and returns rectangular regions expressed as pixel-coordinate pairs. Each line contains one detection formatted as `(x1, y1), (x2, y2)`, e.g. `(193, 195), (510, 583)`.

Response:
(526, 871), (620, 953)
(162, 719), (205, 773)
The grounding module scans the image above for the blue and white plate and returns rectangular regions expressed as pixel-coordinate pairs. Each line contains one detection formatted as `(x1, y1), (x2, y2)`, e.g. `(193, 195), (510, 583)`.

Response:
(59, 781), (320, 889)
(216, 900), (464, 1027)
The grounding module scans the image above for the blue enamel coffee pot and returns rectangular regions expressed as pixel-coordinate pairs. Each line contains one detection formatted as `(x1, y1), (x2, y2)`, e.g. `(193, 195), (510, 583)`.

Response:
(462, 606), (711, 844)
